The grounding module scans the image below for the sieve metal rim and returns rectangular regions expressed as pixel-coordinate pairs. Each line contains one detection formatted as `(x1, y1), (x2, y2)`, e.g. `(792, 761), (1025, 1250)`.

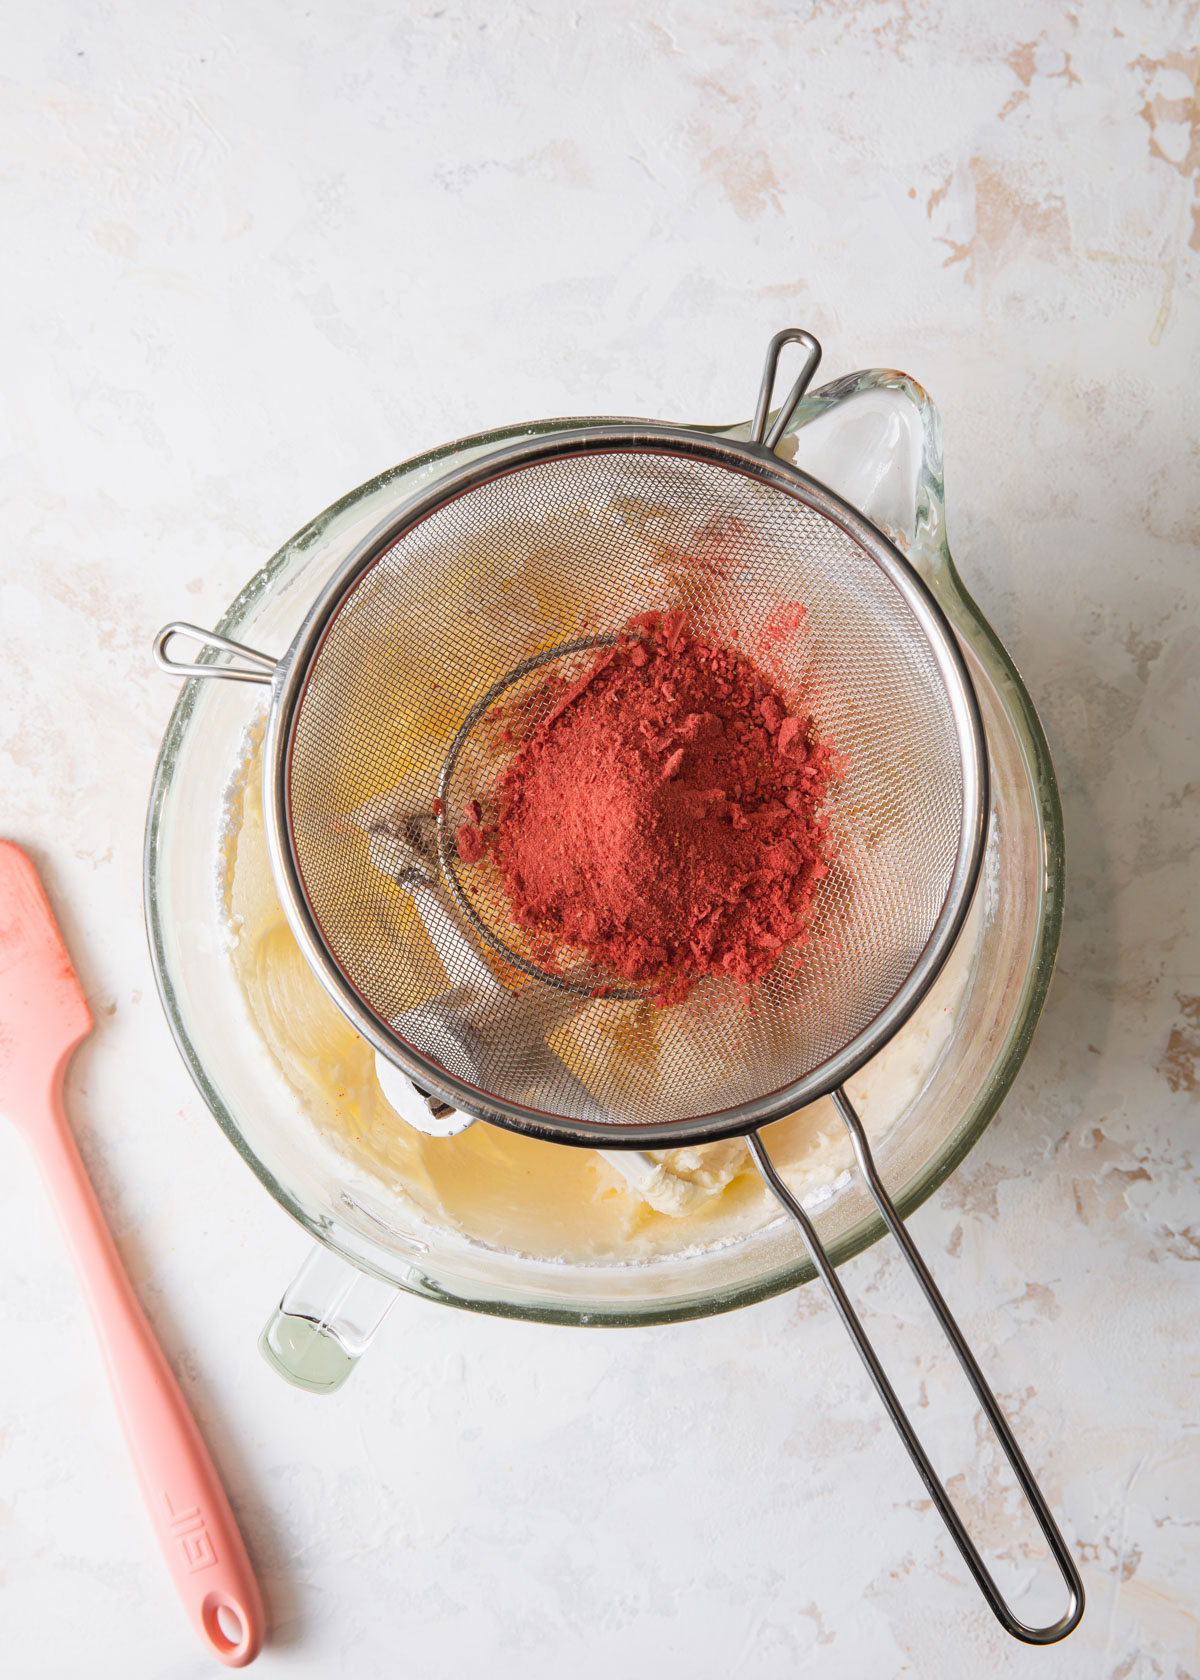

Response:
(253, 422), (988, 1150)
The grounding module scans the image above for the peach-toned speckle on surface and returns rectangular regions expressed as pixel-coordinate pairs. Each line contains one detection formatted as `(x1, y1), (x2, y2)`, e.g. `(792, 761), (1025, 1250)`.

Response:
(1, 3), (1197, 1676)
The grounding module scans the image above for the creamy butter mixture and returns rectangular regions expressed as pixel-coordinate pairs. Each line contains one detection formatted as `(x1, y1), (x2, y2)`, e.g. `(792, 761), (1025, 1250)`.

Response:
(223, 724), (979, 1263)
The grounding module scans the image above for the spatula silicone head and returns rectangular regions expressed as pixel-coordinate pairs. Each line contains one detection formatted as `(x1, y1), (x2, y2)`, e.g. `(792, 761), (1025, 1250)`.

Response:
(0, 840), (92, 1116)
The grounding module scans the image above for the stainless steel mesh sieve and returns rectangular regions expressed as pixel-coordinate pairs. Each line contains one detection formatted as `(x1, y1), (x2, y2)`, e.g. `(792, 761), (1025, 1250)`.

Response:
(153, 329), (1083, 1643)
(278, 442), (973, 1138)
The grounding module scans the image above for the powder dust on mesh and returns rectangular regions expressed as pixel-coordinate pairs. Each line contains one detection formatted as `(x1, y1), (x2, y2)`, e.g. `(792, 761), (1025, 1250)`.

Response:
(455, 609), (841, 1005)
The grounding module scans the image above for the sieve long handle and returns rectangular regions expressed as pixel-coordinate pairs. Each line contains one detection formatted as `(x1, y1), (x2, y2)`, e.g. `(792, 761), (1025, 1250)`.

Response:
(749, 1092), (1084, 1645)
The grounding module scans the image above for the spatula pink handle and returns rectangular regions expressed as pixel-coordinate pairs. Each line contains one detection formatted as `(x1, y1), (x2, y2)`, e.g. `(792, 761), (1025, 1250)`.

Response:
(29, 1075), (264, 1666)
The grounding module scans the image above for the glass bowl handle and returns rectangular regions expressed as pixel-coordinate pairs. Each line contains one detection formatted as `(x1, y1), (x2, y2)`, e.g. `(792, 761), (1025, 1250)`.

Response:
(259, 1243), (397, 1394)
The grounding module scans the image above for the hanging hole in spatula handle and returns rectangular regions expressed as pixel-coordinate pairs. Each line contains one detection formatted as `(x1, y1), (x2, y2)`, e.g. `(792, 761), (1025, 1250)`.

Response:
(154, 622), (278, 685)
(749, 1094), (1084, 1646)
(201, 1591), (258, 1667)
(750, 327), (823, 451)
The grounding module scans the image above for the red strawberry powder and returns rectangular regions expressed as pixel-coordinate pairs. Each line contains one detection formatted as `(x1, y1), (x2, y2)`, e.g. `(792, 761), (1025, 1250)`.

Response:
(456, 610), (840, 1004)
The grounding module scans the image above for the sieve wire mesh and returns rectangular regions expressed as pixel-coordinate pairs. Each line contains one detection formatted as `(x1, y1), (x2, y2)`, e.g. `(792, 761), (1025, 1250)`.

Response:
(285, 448), (964, 1131)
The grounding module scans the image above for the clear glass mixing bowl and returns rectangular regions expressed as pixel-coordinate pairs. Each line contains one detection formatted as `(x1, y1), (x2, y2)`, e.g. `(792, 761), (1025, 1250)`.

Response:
(144, 369), (1063, 1389)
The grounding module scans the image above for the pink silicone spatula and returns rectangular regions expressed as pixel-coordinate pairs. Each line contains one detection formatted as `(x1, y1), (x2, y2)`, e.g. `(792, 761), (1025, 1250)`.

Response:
(0, 841), (264, 1666)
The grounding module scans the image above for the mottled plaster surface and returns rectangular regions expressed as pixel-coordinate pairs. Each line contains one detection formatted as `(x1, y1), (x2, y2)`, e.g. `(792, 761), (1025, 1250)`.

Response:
(1, 3), (1197, 1677)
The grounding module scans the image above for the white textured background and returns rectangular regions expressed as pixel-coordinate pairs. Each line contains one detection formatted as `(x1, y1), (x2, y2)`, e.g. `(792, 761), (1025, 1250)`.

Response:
(2, 3), (1199, 1676)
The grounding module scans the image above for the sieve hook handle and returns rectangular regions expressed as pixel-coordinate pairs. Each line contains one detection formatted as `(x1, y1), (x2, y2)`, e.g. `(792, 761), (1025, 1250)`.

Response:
(153, 622), (278, 685)
(749, 1093), (1084, 1645)
(750, 328), (823, 452)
